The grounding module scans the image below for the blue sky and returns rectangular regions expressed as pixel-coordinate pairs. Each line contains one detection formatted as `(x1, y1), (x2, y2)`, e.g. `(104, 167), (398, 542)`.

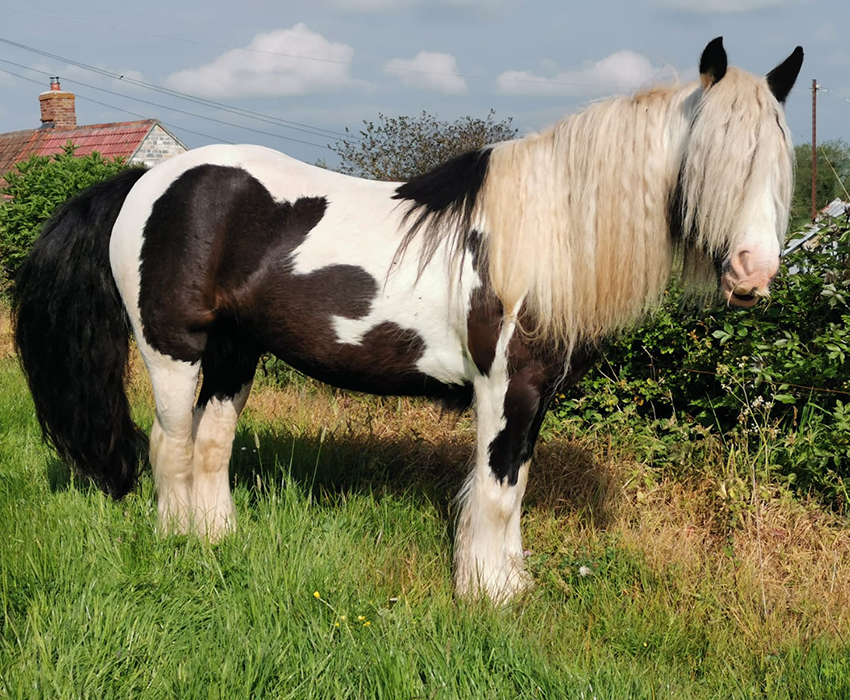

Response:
(0, 0), (846, 166)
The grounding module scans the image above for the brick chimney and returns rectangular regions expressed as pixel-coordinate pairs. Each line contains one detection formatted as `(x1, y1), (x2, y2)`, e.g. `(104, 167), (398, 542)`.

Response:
(39, 78), (76, 129)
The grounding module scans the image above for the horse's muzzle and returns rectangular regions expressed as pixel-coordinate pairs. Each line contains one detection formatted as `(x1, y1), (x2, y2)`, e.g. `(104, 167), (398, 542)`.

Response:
(721, 249), (779, 308)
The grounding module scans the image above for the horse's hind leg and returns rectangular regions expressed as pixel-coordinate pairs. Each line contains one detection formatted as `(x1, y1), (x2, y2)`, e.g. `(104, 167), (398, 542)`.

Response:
(144, 348), (201, 535)
(191, 323), (259, 540)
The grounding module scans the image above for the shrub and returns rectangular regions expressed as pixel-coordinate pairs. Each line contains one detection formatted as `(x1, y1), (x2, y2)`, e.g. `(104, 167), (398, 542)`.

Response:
(554, 215), (850, 508)
(0, 144), (130, 282)
(331, 110), (517, 181)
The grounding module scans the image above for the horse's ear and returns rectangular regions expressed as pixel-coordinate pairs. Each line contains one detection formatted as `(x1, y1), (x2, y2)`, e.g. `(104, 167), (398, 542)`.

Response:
(767, 46), (804, 103)
(699, 37), (727, 89)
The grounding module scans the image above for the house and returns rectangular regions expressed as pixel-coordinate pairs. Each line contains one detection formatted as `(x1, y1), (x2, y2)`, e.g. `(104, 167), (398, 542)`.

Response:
(0, 78), (187, 189)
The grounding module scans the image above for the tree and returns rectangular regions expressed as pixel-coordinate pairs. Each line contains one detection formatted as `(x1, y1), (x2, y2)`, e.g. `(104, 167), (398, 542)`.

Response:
(330, 110), (518, 182)
(0, 144), (131, 282)
(791, 139), (850, 224)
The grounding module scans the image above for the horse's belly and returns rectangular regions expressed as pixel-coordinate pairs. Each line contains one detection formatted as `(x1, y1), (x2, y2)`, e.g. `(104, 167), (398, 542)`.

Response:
(249, 271), (474, 397)
(255, 292), (470, 397)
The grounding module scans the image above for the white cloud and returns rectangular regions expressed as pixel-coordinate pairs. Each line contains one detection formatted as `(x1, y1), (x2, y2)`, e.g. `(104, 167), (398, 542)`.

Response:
(497, 50), (664, 97)
(384, 52), (467, 94)
(657, 0), (794, 12)
(166, 24), (364, 98)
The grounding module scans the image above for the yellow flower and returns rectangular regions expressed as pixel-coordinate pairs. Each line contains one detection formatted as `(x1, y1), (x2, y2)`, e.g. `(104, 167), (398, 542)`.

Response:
(313, 591), (321, 599)
(357, 615), (365, 621)
(340, 615), (346, 621)
(363, 621), (371, 627)
(335, 622), (340, 627)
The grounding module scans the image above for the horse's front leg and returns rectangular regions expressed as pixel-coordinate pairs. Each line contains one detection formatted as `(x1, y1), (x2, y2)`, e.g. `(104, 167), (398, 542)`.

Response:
(455, 360), (551, 603)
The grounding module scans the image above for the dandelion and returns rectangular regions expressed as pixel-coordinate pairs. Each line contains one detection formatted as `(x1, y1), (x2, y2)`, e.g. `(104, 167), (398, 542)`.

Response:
(578, 566), (591, 577)
(357, 615), (365, 621)
(363, 621), (371, 627)
(313, 591), (321, 599)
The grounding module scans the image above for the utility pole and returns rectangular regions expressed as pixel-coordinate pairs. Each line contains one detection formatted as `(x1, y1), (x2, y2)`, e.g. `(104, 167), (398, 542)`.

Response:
(812, 78), (818, 222)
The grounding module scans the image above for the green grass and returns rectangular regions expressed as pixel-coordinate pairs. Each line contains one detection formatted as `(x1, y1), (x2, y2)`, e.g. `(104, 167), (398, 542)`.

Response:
(2, 357), (850, 699)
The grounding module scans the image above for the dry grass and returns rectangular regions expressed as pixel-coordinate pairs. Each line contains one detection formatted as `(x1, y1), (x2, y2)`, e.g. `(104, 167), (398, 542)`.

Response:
(0, 303), (13, 360)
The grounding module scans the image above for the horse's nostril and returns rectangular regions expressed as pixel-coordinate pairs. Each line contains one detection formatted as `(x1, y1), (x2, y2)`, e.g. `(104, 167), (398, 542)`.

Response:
(735, 250), (753, 275)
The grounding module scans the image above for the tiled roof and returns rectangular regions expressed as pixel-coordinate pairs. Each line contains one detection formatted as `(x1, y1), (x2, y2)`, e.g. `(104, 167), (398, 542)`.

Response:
(0, 120), (157, 188)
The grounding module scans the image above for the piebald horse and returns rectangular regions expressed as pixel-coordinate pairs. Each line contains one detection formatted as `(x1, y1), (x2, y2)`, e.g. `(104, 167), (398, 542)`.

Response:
(14, 38), (802, 601)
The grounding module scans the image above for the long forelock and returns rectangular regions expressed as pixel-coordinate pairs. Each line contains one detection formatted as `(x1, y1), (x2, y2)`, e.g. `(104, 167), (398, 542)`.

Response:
(679, 67), (794, 272)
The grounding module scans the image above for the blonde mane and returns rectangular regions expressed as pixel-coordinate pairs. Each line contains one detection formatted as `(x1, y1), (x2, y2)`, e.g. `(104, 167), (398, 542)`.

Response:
(478, 67), (794, 352)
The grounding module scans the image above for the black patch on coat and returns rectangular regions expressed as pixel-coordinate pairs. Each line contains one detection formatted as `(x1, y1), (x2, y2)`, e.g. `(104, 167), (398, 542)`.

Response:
(465, 228), (487, 277)
(463, 228), (501, 375)
(139, 164), (470, 402)
(139, 165), (328, 363)
(486, 364), (546, 485)
(13, 167), (148, 498)
(467, 286), (502, 376)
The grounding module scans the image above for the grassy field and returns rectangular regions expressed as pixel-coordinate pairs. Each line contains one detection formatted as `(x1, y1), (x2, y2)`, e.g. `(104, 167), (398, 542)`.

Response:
(2, 310), (850, 698)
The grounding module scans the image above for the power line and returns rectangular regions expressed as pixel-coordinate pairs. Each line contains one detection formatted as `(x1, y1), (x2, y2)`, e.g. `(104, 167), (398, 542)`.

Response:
(0, 64), (232, 144)
(0, 36), (358, 143)
(0, 5), (643, 90)
(818, 85), (850, 106)
(0, 57), (332, 150)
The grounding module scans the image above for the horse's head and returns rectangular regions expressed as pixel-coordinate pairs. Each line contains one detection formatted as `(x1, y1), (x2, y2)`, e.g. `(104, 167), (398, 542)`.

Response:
(681, 38), (803, 308)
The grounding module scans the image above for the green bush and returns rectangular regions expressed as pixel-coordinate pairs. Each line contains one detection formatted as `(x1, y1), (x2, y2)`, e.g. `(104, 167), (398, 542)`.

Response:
(555, 216), (850, 508)
(0, 144), (130, 282)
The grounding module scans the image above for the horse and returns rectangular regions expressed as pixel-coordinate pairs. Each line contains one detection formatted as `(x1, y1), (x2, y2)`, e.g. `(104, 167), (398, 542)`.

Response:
(13, 38), (802, 602)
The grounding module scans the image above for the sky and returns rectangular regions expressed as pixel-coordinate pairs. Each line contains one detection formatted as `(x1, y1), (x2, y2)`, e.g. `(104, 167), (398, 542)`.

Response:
(0, 0), (847, 167)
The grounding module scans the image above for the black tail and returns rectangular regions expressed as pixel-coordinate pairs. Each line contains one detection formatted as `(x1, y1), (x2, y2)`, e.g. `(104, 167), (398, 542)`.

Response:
(12, 168), (148, 498)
